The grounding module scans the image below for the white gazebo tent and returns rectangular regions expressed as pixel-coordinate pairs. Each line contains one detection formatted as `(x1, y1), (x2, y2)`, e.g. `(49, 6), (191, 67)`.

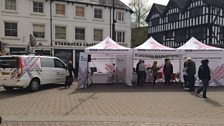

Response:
(84, 37), (133, 86)
(133, 37), (180, 82)
(177, 37), (224, 86)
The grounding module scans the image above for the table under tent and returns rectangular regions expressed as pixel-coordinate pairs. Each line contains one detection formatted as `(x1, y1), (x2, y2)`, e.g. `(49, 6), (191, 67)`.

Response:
(177, 37), (224, 86)
(81, 37), (133, 88)
(133, 37), (181, 83)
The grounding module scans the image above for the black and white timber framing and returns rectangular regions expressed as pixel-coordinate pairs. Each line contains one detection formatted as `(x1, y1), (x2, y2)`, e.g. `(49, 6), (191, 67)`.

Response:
(146, 0), (224, 48)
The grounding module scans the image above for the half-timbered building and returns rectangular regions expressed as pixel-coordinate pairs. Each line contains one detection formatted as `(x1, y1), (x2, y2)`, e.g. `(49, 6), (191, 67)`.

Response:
(146, 0), (224, 48)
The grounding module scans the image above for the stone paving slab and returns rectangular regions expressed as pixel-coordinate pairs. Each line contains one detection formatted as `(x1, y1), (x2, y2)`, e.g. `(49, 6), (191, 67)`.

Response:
(1, 121), (224, 126)
(0, 82), (224, 125)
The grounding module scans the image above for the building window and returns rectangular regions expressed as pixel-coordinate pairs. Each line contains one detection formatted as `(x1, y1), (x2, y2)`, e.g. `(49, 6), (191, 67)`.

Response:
(175, 30), (186, 45)
(116, 11), (124, 22)
(33, 24), (45, 38)
(165, 32), (173, 39)
(220, 27), (224, 41)
(189, 26), (206, 40)
(168, 13), (179, 23)
(190, 7), (203, 18)
(94, 29), (103, 41)
(5, 0), (16, 10)
(75, 28), (85, 40)
(94, 8), (102, 19)
(153, 34), (163, 43)
(33, 2), (44, 13)
(116, 31), (125, 42)
(151, 18), (159, 26)
(55, 26), (66, 39)
(5, 22), (17, 37)
(56, 4), (65, 15)
(75, 6), (84, 17)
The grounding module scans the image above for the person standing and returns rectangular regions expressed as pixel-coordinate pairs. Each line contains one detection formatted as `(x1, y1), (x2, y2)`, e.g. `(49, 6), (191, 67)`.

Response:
(183, 60), (188, 88)
(163, 59), (173, 87)
(150, 61), (162, 87)
(138, 60), (146, 86)
(112, 63), (116, 83)
(186, 57), (196, 91)
(197, 59), (211, 98)
(136, 59), (142, 86)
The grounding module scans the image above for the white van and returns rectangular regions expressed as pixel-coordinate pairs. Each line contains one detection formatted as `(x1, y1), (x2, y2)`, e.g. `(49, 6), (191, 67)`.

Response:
(0, 55), (67, 91)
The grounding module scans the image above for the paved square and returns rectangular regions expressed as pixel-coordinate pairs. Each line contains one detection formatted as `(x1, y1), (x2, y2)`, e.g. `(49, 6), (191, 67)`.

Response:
(0, 82), (224, 125)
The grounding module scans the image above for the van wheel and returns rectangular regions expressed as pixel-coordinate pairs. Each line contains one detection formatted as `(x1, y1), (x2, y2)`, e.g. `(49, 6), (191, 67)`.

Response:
(29, 79), (40, 91)
(3, 86), (14, 91)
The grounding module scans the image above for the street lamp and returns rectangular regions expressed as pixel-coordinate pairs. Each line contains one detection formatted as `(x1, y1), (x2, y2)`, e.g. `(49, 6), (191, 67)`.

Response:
(112, 0), (116, 41)
(50, 0), (53, 56)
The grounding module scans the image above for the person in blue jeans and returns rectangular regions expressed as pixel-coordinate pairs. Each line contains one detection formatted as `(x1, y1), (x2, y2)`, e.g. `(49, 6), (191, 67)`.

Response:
(197, 59), (211, 98)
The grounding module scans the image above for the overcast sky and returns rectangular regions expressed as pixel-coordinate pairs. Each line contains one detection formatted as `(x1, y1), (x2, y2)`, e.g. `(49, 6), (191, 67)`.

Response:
(120, 0), (169, 6)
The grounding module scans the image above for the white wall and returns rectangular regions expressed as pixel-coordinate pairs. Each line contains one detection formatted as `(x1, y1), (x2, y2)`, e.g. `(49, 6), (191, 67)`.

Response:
(0, 0), (132, 51)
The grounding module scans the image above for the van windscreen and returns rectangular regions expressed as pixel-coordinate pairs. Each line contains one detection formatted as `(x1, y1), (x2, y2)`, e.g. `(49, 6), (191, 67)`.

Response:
(0, 57), (19, 68)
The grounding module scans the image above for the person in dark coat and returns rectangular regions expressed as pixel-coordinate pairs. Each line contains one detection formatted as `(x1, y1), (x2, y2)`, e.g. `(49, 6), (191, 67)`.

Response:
(186, 57), (196, 91)
(65, 60), (74, 88)
(136, 59), (142, 86)
(197, 59), (211, 98)
(163, 59), (173, 87)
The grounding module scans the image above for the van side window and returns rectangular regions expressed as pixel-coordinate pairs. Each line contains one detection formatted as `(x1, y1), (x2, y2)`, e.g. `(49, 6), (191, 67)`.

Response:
(54, 59), (65, 68)
(40, 58), (54, 67)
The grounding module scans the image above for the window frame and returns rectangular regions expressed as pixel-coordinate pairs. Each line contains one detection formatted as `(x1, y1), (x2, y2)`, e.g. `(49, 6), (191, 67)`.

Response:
(33, 24), (45, 39)
(5, 0), (16, 11)
(75, 27), (85, 40)
(54, 59), (65, 68)
(4, 22), (18, 37)
(75, 5), (85, 17)
(33, 1), (44, 13)
(55, 26), (66, 40)
(55, 3), (66, 16)
(40, 58), (54, 67)
(116, 11), (124, 22)
(115, 31), (125, 42)
(188, 26), (207, 40)
(93, 29), (103, 41)
(94, 8), (103, 19)
(189, 7), (203, 18)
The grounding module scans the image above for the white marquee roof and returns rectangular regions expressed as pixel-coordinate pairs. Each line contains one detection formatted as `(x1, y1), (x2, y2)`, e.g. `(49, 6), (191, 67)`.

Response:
(86, 37), (130, 50)
(177, 37), (222, 50)
(134, 37), (175, 50)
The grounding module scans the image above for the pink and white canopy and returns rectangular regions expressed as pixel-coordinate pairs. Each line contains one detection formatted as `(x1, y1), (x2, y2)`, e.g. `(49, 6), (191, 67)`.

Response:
(177, 37), (222, 50)
(85, 37), (130, 52)
(135, 37), (175, 50)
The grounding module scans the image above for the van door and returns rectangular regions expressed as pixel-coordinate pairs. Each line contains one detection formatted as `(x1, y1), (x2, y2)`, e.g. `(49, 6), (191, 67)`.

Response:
(53, 58), (66, 83)
(40, 58), (56, 84)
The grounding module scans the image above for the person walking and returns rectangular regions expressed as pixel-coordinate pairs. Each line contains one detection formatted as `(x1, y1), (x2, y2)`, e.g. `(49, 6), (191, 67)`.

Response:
(136, 59), (142, 86)
(196, 59), (211, 98)
(65, 60), (74, 88)
(183, 60), (189, 89)
(163, 59), (173, 87)
(150, 61), (162, 88)
(138, 60), (146, 86)
(186, 57), (196, 91)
